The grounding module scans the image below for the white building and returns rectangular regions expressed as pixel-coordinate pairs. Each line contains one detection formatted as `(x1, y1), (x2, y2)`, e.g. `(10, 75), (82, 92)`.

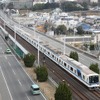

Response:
(33, 0), (55, 5)
(90, 0), (98, 3)
(53, 15), (79, 30)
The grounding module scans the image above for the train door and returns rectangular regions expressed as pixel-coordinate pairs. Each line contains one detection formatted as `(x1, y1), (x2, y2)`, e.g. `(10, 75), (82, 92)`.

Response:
(77, 69), (82, 78)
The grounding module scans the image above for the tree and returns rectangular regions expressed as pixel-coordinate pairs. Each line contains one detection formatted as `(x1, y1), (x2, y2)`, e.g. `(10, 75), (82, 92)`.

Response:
(81, 2), (88, 10)
(23, 53), (35, 67)
(89, 43), (95, 50)
(89, 63), (99, 74)
(55, 25), (67, 35)
(61, 1), (85, 12)
(77, 26), (84, 35)
(55, 82), (72, 100)
(32, 3), (59, 11)
(0, 3), (5, 9)
(69, 51), (79, 61)
(7, 2), (14, 9)
(35, 65), (48, 82)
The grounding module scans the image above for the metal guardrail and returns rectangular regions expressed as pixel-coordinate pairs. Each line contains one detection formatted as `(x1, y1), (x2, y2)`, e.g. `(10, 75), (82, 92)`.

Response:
(48, 76), (58, 88)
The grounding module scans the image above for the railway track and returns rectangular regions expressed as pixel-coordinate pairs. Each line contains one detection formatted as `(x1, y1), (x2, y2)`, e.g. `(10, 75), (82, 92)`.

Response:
(45, 56), (100, 100)
(1, 21), (100, 100)
(47, 64), (89, 100)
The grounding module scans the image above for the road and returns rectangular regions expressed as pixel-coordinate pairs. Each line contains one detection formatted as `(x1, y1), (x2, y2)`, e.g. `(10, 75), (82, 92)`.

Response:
(0, 31), (45, 100)
(0, 10), (100, 69)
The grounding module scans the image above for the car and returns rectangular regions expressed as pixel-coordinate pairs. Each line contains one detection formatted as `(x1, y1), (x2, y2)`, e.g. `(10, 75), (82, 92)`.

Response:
(31, 84), (40, 95)
(5, 48), (11, 54)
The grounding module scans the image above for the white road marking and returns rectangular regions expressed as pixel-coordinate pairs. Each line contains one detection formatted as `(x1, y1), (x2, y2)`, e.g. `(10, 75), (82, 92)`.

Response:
(25, 94), (30, 100)
(0, 66), (13, 100)
(12, 69), (16, 75)
(13, 55), (47, 100)
(13, 55), (34, 83)
(4, 56), (7, 60)
(18, 79), (22, 86)
(8, 62), (11, 67)
(40, 92), (47, 100)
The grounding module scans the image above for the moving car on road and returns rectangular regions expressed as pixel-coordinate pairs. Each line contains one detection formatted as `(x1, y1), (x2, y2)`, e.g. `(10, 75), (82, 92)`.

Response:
(31, 84), (40, 95)
(5, 48), (11, 54)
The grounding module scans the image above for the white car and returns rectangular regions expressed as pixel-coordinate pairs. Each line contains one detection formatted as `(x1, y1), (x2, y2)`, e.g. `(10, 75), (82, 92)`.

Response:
(5, 48), (11, 54)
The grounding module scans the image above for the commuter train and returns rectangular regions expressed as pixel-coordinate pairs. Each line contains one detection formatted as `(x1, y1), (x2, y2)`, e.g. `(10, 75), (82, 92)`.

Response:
(7, 25), (100, 89)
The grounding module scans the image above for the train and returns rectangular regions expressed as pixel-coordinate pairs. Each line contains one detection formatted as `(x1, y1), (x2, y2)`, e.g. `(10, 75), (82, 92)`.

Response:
(3, 24), (100, 90)
(15, 26), (100, 89)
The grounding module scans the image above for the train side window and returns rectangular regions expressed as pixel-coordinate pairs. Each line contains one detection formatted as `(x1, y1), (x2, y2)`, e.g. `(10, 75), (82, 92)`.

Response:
(52, 54), (54, 58)
(57, 58), (58, 61)
(83, 75), (85, 80)
(59, 59), (61, 63)
(64, 62), (66, 67)
(48, 52), (50, 55)
(70, 67), (73, 71)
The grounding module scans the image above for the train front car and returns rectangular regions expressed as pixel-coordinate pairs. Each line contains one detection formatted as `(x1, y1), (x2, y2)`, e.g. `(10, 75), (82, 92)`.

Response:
(88, 74), (99, 90)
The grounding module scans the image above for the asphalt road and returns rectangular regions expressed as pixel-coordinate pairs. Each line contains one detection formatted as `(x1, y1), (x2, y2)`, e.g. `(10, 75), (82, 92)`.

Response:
(0, 10), (100, 69)
(0, 33), (45, 100)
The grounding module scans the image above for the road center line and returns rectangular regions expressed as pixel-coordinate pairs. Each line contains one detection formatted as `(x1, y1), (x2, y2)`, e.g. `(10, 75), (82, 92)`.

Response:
(12, 69), (16, 75)
(18, 79), (22, 86)
(0, 66), (13, 100)
(8, 62), (11, 67)
(5, 56), (7, 60)
(25, 94), (30, 100)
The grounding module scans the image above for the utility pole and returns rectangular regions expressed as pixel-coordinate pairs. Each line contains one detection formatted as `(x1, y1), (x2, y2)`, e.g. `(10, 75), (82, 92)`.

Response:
(38, 36), (40, 66)
(14, 25), (16, 49)
(63, 37), (65, 55)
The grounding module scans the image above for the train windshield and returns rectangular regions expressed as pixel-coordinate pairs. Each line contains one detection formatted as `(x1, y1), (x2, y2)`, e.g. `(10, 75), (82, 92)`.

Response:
(89, 76), (99, 84)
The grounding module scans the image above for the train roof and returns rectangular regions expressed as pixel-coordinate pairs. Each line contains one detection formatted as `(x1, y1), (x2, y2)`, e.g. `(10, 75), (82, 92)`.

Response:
(59, 55), (98, 75)
(44, 45), (62, 55)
